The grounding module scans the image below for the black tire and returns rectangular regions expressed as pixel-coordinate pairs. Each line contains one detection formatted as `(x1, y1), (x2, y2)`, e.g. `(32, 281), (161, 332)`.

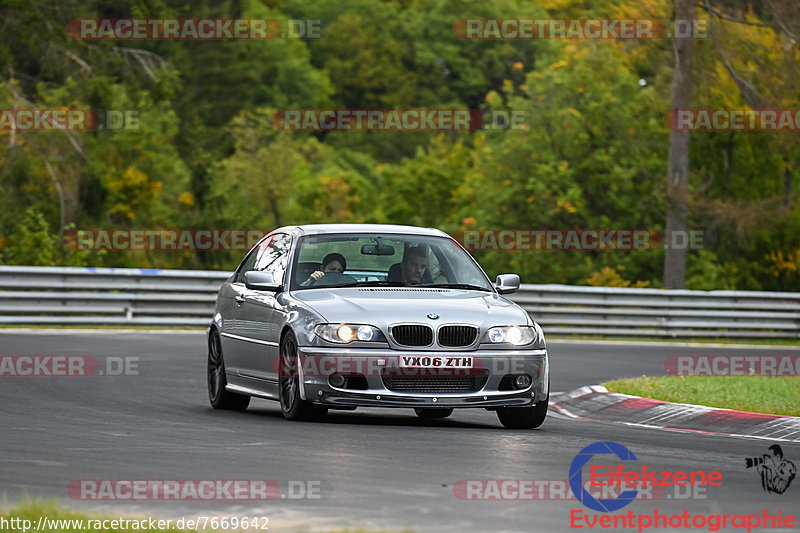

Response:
(208, 329), (250, 410)
(414, 408), (454, 419)
(279, 331), (327, 421)
(497, 395), (548, 429)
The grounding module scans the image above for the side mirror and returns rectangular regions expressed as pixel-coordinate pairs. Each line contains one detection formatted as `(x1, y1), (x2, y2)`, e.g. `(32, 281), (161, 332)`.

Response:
(244, 271), (281, 292)
(495, 274), (520, 295)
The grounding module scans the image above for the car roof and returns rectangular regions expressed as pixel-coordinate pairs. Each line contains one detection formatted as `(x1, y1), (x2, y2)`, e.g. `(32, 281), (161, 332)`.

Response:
(273, 224), (451, 238)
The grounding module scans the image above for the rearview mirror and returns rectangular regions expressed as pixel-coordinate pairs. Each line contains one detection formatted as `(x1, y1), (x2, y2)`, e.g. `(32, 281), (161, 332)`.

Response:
(244, 271), (281, 292)
(361, 243), (395, 256)
(495, 274), (520, 295)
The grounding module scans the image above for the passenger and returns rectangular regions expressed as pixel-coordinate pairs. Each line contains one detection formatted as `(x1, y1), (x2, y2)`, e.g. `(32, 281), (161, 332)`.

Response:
(302, 253), (346, 286)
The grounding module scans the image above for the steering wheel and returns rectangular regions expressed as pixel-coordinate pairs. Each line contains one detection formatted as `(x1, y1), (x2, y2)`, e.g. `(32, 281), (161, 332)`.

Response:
(308, 272), (357, 287)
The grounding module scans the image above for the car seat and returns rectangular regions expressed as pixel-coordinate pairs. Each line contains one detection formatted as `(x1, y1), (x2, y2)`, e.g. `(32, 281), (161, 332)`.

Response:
(387, 263), (433, 284)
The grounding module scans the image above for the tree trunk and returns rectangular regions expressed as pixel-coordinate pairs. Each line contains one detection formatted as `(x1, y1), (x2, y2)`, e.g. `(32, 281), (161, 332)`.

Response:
(664, 0), (695, 289)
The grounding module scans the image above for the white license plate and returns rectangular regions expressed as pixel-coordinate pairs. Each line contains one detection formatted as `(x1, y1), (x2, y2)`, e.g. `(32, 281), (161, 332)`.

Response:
(399, 355), (473, 368)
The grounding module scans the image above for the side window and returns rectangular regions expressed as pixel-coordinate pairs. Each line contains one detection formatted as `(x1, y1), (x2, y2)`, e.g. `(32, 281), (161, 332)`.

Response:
(235, 236), (272, 283)
(254, 233), (291, 284)
(426, 248), (447, 283)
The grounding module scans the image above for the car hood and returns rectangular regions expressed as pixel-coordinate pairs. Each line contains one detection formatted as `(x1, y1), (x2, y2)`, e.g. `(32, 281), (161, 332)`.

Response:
(291, 287), (530, 329)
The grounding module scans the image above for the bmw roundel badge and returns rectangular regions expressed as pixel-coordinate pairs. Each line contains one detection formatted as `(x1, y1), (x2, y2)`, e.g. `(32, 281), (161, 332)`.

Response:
(427, 313), (439, 320)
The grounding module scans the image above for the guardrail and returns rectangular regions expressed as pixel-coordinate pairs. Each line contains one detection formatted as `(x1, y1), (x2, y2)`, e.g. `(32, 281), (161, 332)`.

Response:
(0, 266), (226, 327)
(1, 266), (798, 338)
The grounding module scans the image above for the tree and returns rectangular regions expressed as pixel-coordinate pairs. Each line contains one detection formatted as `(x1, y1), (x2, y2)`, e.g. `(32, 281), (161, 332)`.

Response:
(663, 0), (695, 289)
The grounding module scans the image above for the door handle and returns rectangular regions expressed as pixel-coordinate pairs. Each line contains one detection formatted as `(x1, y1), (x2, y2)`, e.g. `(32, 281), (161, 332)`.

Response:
(235, 295), (245, 305)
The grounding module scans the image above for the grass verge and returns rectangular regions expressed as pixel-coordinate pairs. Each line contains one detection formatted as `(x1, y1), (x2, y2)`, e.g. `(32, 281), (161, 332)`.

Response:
(1, 500), (411, 533)
(604, 375), (800, 416)
(2, 501), (192, 533)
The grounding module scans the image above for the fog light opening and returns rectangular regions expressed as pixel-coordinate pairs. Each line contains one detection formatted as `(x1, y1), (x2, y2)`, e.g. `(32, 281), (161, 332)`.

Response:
(514, 374), (532, 390)
(329, 373), (347, 388)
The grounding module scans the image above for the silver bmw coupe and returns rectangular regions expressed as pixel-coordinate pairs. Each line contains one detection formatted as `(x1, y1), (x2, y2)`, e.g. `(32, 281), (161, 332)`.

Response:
(207, 224), (549, 429)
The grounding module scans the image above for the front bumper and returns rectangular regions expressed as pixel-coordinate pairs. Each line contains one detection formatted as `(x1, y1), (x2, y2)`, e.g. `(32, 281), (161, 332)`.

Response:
(295, 346), (548, 408)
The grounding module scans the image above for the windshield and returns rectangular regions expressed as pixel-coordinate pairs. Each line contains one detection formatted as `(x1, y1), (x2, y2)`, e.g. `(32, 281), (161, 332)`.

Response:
(290, 233), (494, 291)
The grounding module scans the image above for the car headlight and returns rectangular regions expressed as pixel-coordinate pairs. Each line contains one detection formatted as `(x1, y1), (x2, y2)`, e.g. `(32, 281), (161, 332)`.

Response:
(483, 326), (536, 346)
(314, 324), (384, 344)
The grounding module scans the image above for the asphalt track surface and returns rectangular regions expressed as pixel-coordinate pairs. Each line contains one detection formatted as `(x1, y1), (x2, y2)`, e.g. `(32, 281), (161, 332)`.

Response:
(1, 331), (799, 532)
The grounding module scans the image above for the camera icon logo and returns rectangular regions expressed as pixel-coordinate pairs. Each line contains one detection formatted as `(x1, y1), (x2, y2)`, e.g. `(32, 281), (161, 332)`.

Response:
(744, 444), (796, 495)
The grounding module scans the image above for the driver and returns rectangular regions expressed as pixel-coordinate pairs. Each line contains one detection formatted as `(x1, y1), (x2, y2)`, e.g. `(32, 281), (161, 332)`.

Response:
(302, 253), (346, 286)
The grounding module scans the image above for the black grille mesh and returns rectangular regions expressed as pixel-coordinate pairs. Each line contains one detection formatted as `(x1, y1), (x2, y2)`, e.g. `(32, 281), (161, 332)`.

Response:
(391, 325), (433, 346)
(438, 325), (478, 347)
(382, 371), (489, 393)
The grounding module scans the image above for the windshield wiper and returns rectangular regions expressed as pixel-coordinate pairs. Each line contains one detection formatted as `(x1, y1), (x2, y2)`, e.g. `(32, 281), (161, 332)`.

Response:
(423, 283), (492, 292)
(335, 281), (492, 291)
(340, 280), (406, 287)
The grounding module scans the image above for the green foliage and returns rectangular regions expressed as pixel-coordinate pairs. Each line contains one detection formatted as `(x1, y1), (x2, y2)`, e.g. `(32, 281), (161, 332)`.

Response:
(684, 250), (738, 290)
(0, 0), (797, 291)
(586, 265), (650, 288)
(1, 208), (104, 266)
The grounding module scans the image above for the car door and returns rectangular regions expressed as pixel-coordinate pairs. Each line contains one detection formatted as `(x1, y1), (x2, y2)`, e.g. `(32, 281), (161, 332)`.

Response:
(234, 233), (291, 383)
(222, 236), (271, 377)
